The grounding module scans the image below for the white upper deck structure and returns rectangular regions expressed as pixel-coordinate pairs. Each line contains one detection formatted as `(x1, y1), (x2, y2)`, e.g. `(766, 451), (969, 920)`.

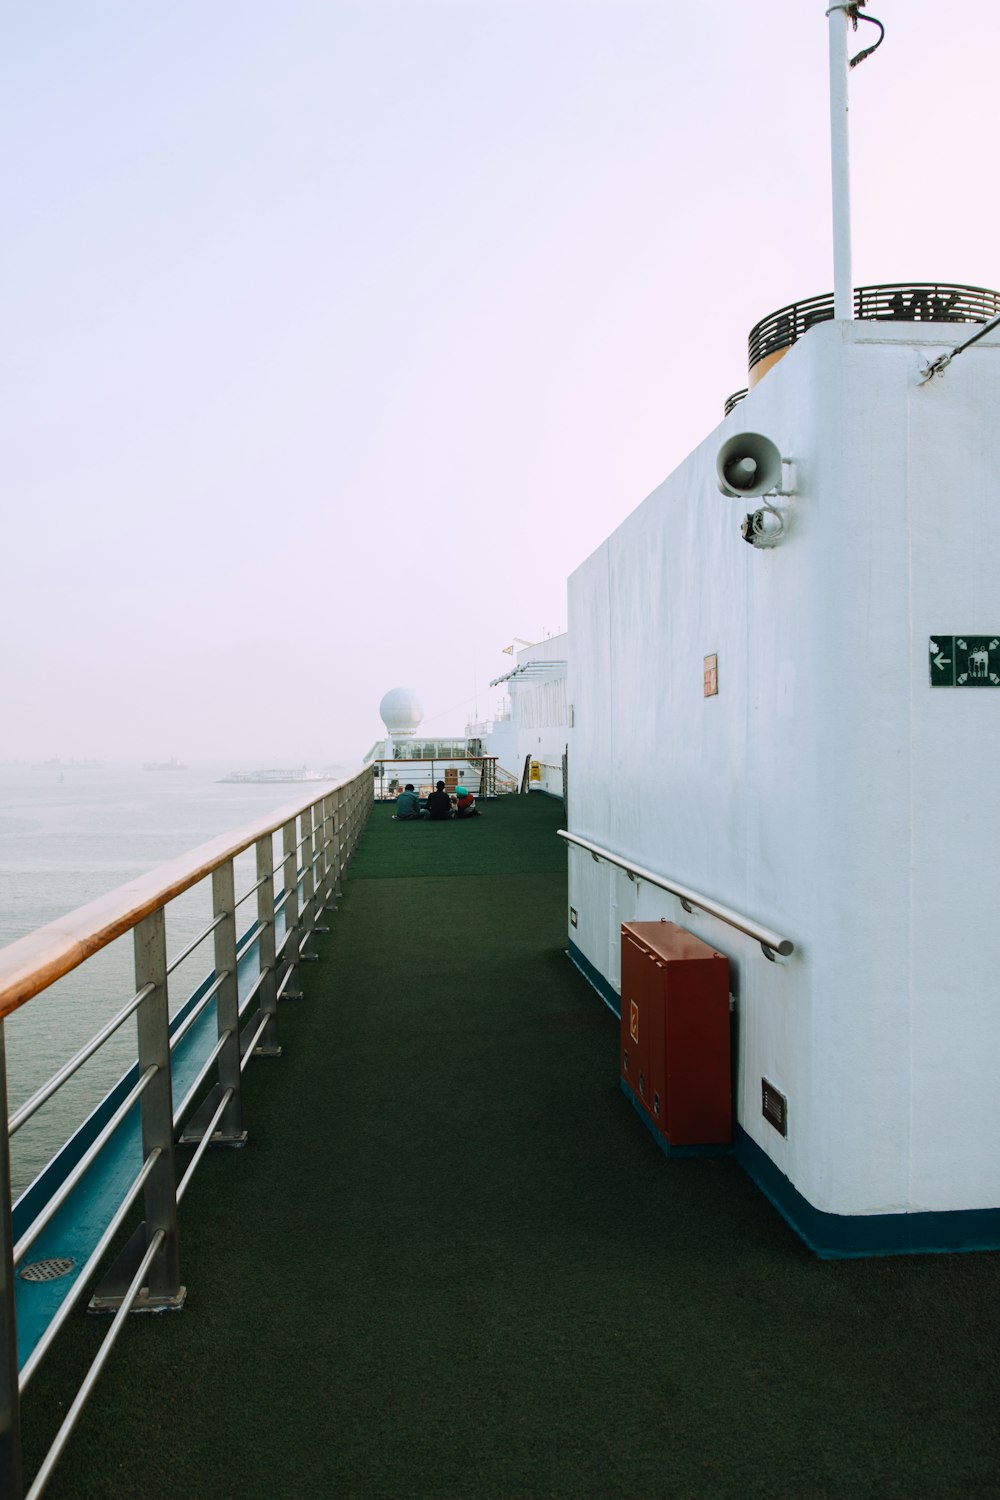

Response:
(566, 314), (1000, 1250)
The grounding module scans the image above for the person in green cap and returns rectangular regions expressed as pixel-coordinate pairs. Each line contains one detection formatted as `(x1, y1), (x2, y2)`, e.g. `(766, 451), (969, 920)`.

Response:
(454, 785), (479, 818)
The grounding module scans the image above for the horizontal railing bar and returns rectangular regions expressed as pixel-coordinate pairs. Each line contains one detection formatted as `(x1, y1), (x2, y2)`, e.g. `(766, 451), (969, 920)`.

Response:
(238, 967), (270, 1018)
(235, 922), (264, 963)
(171, 1031), (232, 1129)
(276, 929), (294, 958)
(239, 1013), (270, 1072)
(18, 1148), (162, 1394)
(273, 890), (292, 917)
(0, 772), (365, 1021)
(8, 983), (155, 1137)
(275, 966), (297, 1001)
(274, 852), (305, 876)
(167, 971), (230, 1052)
(13, 1067), (158, 1265)
(24, 1228), (166, 1500)
(176, 1087), (234, 1203)
(557, 830), (794, 960)
(165, 913), (225, 977)
(233, 873), (269, 911)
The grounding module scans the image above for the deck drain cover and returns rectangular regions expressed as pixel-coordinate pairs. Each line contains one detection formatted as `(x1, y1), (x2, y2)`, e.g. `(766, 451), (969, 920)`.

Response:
(19, 1258), (75, 1283)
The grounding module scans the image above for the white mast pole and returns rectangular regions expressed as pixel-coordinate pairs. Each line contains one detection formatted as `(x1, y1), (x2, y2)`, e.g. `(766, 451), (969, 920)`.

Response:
(828, 2), (853, 319)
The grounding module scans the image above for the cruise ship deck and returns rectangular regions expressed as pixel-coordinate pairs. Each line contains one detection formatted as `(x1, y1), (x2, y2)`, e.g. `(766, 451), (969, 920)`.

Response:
(18, 796), (1000, 1498)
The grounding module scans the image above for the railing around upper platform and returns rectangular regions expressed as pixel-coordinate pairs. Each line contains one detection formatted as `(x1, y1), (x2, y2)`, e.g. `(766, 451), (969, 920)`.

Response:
(372, 756), (499, 801)
(747, 281), (1000, 375)
(557, 829), (794, 962)
(0, 767), (373, 1500)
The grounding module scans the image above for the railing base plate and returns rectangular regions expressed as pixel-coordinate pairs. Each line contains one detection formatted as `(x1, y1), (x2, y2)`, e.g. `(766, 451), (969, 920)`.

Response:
(177, 1083), (248, 1147)
(88, 1225), (187, 1315)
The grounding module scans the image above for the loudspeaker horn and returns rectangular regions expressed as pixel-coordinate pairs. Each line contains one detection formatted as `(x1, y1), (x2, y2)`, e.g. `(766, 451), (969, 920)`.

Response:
(716, 432), (784, 498)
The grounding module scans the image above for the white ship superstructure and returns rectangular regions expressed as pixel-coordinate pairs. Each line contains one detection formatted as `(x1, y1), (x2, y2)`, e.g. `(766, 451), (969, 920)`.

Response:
(564, 310), (1000, 1253)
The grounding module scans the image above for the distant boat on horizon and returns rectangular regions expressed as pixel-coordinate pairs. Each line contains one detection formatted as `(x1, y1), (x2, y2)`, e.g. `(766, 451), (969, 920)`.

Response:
(34, 757), (105, 770)
(143, 757), (188, 771)
(218, 767), (326, 784)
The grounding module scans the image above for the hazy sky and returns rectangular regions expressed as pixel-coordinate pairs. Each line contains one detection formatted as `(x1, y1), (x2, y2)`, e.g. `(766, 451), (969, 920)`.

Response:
(3, 0), (997, 765)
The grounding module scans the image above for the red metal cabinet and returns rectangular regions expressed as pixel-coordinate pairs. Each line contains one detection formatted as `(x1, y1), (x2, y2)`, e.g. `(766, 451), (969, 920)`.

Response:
(620, 921), (731, 1147)
(619, 930), (654, 1116)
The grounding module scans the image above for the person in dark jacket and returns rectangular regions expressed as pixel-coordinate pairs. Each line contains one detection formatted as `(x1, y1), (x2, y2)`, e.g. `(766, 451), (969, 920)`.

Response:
(425, 781), (452, 820)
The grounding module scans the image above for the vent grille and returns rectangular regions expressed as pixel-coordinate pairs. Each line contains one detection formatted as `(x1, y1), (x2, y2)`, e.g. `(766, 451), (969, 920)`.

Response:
(761, 1079), (787, 1136)
(19, 1257), (75, 1283)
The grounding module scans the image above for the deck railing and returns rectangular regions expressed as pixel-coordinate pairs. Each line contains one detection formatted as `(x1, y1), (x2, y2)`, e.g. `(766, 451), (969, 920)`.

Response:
(0, 767), (373, 1500)
(747, 281), (1000, 375)
(372, 756), (499, 801)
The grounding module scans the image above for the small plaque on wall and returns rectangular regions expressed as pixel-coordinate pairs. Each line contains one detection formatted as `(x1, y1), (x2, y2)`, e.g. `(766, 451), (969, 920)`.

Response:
(704, 654), (718, 697)
(929, 636), (1000, 687)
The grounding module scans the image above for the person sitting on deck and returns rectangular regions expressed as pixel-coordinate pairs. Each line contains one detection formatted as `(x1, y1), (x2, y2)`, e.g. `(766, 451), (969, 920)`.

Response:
(425, 780), (452, 820)
(394, 783), (422, 821)
(454, 785), (480, 818)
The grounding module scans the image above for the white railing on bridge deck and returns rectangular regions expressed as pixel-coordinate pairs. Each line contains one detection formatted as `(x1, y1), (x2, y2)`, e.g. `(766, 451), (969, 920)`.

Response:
(0, 767), (373, 1500)
(372, 755), (500, 801)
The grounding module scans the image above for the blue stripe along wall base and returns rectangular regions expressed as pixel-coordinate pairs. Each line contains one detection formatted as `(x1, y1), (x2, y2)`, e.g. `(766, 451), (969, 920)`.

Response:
(566, 940), (1000, 1259)
(734, 1128), (1000, 1259)
(566, 939), (620, 1016)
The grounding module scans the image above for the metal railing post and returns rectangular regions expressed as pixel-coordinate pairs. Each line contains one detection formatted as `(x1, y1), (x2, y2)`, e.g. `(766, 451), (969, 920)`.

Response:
(299, 809), (317, 960)
(322, 794), (339, 912)
(134, 909), (184, 1304)
(309, 798), (331, 934)
(280, 819), (303, 999)
(92, 909), (186, 1313)
(210, 862), (247, 1142)
(254, 833), (280, 1055)
(350, 778), (359, 854)
(317, 794), (333, 910)
(332, 792), (345, 898)
(0, 1023), (24, 1500)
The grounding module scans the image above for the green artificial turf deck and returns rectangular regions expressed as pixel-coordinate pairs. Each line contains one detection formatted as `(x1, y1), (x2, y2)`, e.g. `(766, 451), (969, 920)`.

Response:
(19, 795), (1000, 1498)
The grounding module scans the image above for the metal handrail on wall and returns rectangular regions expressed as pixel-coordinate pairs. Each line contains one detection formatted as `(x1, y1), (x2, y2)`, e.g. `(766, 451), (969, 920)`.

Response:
(0, 767), (373, 1500)
(557, 829), (794, 962)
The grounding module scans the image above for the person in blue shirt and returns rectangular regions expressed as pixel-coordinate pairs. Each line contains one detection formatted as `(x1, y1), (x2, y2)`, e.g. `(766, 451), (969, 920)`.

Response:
(394, 784), (422, 820)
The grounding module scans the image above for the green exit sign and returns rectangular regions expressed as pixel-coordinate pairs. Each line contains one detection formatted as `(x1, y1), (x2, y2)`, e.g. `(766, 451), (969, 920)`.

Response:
(929, 636), (1000, 687)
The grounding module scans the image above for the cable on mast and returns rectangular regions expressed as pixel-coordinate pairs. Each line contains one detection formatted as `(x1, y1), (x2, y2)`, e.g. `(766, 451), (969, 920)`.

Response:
(825, 1), (885, 69)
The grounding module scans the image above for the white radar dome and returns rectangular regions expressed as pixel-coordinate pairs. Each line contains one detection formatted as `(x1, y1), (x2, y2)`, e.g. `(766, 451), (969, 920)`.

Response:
(379, 687), (424, 738)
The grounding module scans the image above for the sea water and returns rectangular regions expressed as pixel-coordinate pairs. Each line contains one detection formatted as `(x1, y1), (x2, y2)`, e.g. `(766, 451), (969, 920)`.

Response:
(0, 762), (347, 1196)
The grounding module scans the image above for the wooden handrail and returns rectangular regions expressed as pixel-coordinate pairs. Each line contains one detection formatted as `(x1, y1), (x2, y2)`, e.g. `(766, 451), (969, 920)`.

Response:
(0, 774), (364, 1022)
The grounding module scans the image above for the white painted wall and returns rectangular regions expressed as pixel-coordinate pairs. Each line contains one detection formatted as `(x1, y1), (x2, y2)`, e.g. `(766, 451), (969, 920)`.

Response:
(505, 634), (570, 799)
(567, 319), (1000, 1218)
